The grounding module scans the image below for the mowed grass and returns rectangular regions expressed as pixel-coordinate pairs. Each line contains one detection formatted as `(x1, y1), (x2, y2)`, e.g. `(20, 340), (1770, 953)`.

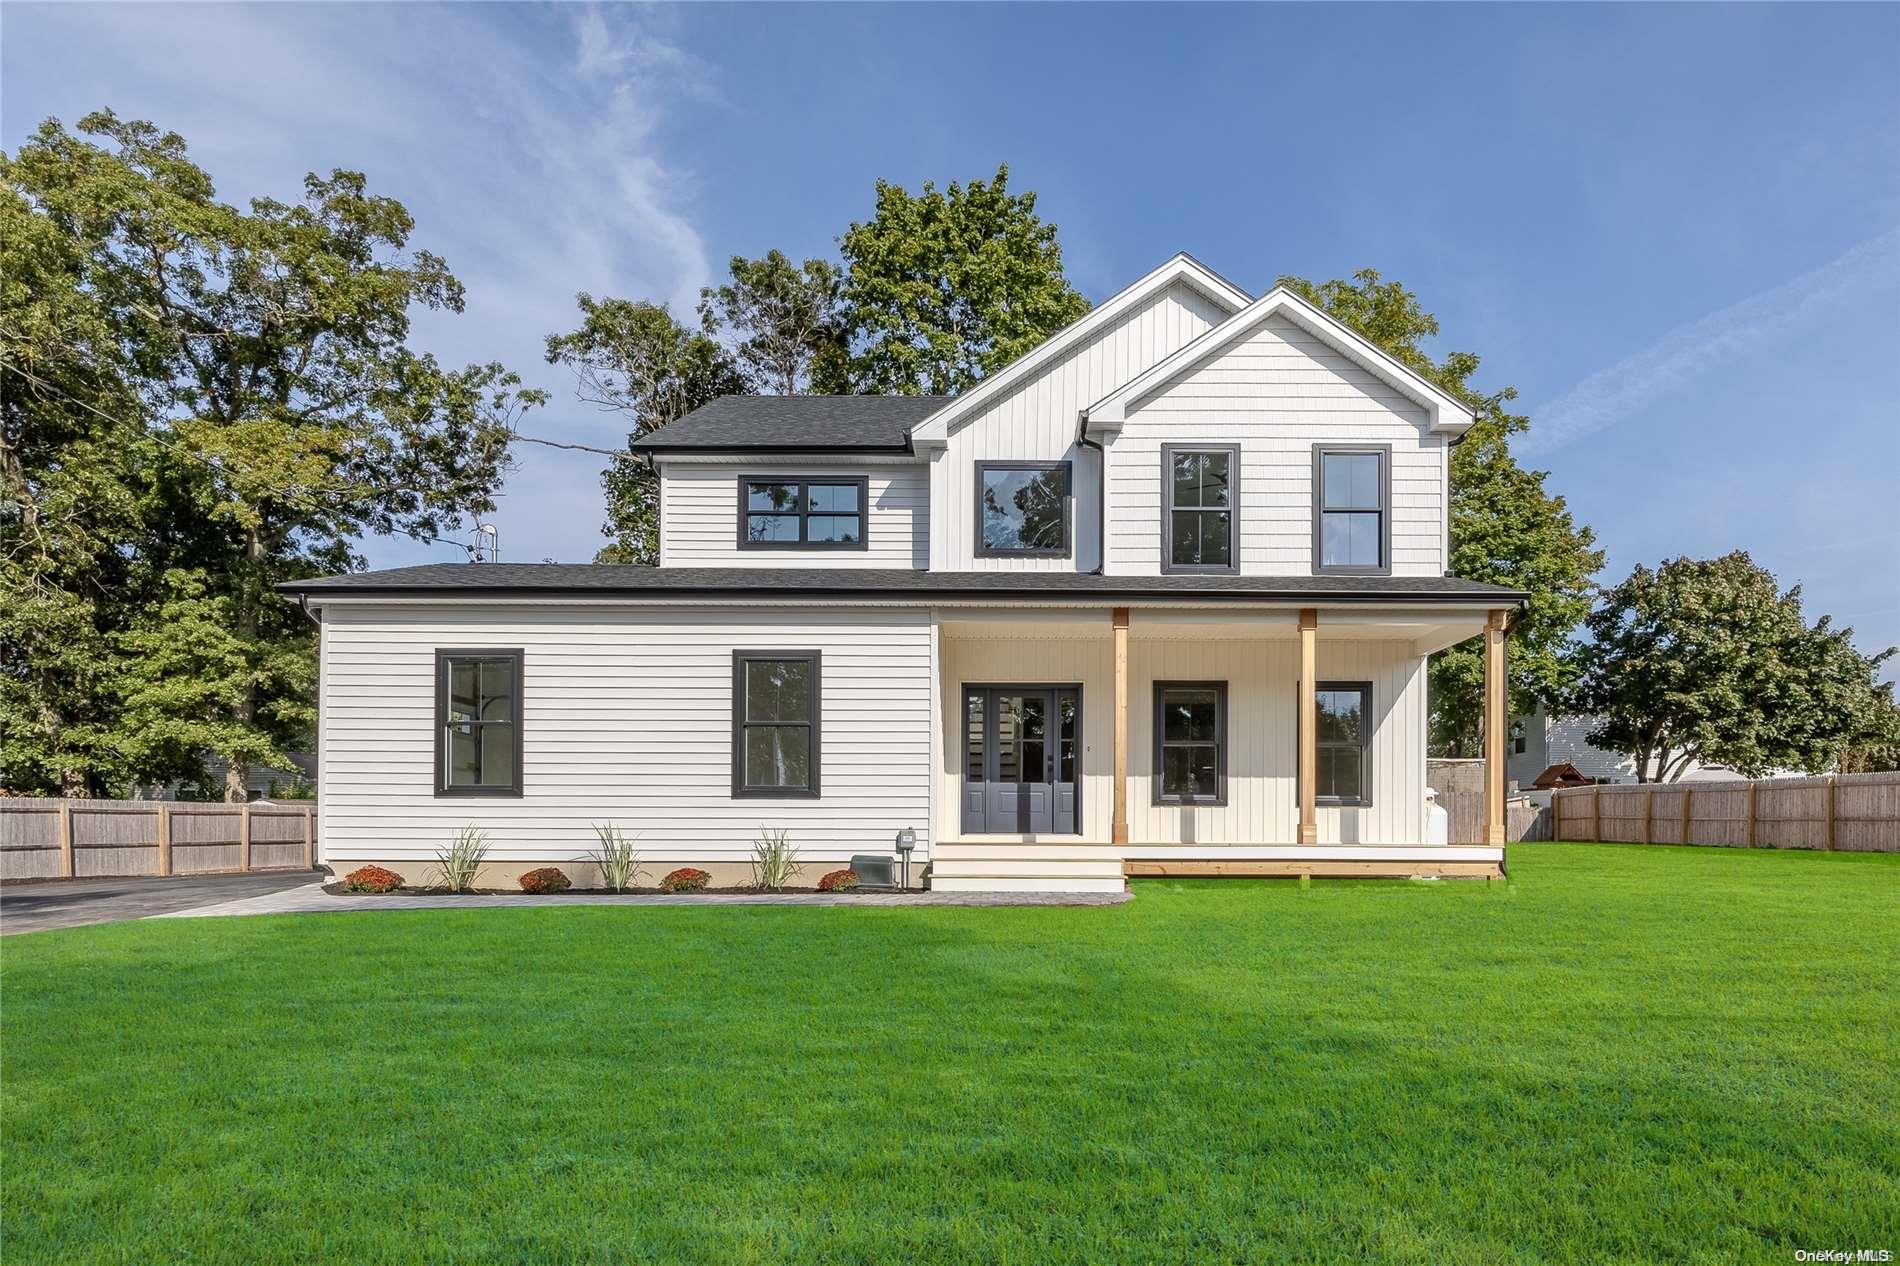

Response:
(3, 845), (1896, 1265)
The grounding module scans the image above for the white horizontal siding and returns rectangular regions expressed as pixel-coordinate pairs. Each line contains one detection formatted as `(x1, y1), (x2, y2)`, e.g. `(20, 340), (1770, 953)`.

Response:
(317, 604), (934, 866)
(937, 625), (1427, 845)
(1105, 315), (1447, 577)
(659, 461), (928, 569)
(933, 280), (1230, 573)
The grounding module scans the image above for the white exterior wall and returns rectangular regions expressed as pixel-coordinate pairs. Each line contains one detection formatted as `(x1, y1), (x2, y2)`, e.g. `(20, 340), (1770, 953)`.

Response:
(658, 459), (929, 569)
(930, 280), (1232, 573)
(1104, 315), (1447, 577)
(317, 602), (935, 868)
(936, 621), (1428, 845)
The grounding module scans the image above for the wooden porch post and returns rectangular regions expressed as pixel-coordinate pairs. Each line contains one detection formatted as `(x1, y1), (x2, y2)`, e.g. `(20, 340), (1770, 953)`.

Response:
(1483, 608), (1509, 846)
(1297, 608), (1318, 846)
(1112, 607), (1130, 846)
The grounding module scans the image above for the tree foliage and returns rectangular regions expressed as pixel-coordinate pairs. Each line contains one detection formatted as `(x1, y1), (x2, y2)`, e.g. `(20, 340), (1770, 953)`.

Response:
(1, 111), (541, 797)
(697, 250), (844, 395)
(1570, 553), (1897, 781)
(545, 295), (744, 564)
(1276, 269), (1605, 755)
(818, 164), (1090, 394)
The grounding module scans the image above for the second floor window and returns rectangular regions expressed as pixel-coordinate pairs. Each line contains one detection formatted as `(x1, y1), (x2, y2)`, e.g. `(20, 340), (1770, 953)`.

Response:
(1162, 445), (1238, 573)
(1314, 446), (1390, 573)
(738, 477), (867, 549)
(976, 461), (1071, 557)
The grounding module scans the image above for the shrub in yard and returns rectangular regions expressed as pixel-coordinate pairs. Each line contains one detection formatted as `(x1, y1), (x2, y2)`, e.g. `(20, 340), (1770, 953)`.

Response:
(588, 824), (645, 892)
(750, 826), (802, 891)
(519, 867), (571, 894)
(342, 865), (403, 894)
(433, 825), (491, 892)
(659, 867), (710, 893)
(817, 868), (859, 893)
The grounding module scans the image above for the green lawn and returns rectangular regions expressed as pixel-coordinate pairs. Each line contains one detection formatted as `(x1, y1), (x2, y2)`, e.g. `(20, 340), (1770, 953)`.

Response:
(4, 845), (1896, 1264)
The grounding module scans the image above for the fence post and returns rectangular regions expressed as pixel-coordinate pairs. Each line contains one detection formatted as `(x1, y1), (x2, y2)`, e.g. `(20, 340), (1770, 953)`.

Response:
(1680, 785), (1693, 846)
(302, 806), (314, 870)
(57, 801), (74, 878)
(239, 803), (252, 872)
(1591, 785), (1602, 842)
(157, 805), (172, 876)
(1823, 777), (1836, 852)
(1551, 791), (1562, 842)
(1643, 787), (1654, 844)
(1745, 781), (1758, 848)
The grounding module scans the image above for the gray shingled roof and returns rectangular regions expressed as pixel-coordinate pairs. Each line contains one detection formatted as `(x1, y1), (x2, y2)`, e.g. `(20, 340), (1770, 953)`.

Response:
(629, 395), (953, 452)
(281, 564), (1527, 605)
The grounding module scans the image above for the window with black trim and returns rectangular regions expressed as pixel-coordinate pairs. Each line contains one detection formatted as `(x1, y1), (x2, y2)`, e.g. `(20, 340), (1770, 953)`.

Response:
(975, 461), (1071, 557)
(1154, 681), (1227, 805)
(1162, 446), (1237, 573)
(732, 651), (821, 797)
(436, 649), (523, 796)
(1313, 681), (1371, 805)
(1313, 446), (1390, 573)
(738, 477), (867, 549)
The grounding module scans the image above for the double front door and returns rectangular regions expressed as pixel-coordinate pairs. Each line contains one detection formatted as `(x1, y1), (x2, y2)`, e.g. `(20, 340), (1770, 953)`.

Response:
(962, 686), (1080, 834)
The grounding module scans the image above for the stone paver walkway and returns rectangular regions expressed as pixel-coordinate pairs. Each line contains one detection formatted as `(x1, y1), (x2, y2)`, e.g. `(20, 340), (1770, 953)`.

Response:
(2, 870), (322, 935)
(156, 882), (1131, 920)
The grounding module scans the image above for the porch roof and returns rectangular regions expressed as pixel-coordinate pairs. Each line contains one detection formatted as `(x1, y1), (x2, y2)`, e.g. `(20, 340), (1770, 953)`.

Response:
(280, 564), (1528, 606)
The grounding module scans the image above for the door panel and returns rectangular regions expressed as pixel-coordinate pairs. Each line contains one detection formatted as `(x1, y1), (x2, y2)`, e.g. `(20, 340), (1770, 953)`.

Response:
(962, 686), (1080, 835)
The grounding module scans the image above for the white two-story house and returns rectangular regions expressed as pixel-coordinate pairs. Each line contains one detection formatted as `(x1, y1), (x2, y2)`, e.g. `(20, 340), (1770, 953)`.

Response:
(285, 255), (1526, 891)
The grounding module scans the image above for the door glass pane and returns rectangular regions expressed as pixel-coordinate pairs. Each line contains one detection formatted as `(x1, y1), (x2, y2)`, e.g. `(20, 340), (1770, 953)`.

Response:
(807, 514), (861, 544)
(966, 693), (985, 780)
(746, 660), (810, 722)
(981, 467), (1067, 552)
(745, 726), (810, 788)
(746, 513), (800, 542)
(1322, 452), (1380, 510)
(1057, 694), (1077, 783)
(807, 483), (860, 513)
(995, 697), (1020, 783)
(1016, 695), (1046, 786)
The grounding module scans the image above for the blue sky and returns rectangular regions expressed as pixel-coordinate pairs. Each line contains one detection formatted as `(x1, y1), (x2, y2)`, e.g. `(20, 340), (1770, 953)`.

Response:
(6, 2), (1897, 675)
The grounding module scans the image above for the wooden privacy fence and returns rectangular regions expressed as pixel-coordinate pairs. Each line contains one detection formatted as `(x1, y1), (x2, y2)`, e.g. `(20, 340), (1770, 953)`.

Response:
(1549, 772), (1900, 852)
(1427, 759), (1548, 843)
(0, 798), (317, 881)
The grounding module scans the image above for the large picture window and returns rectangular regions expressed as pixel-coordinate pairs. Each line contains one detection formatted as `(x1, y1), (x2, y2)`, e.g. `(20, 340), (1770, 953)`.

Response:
(975, 461), (1071, 558)
(737, 477), (868, 549)
(732, 651), (821, 797)
(1312, 681), (1372, 806)
(1153, 681), (1227, 805)
(1162, 445), (1238, 573)
(1313, 446), (1390, 574)
(435, 649), (523, 797)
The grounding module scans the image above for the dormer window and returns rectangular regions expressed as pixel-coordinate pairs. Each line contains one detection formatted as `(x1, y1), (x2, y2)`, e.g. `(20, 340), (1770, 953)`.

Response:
(737, 476), (868, 550)
(975, 461), (1071, 558)
(1312, 446), (1390, 574)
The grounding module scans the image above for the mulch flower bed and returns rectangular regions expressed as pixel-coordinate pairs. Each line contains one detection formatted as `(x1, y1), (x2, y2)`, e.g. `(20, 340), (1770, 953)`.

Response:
(319, 883), (892, 898)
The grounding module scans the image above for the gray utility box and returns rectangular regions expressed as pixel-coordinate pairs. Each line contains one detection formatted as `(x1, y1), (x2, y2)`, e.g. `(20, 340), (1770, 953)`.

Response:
(849, 854), (896, 890)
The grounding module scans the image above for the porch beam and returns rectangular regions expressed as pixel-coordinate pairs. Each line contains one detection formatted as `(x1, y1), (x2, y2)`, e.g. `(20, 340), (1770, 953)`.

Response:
(1483, 608), (1509, 845)
(1112, 607), (1130, 845)
(1297, 608), (1318, 846)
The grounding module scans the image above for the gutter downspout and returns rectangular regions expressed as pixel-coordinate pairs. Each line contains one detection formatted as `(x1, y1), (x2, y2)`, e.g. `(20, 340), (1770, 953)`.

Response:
(1076, 411), (1107, 575)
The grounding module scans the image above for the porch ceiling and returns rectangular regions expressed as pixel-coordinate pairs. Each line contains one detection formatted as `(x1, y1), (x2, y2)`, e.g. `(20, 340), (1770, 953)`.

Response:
(936, 605), (1493, 651)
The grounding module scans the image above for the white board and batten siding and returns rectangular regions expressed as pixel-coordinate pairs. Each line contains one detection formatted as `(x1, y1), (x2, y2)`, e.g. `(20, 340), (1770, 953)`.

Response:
(937, 624), (1427, 846)
(658, 460), (929, 569)
(317, 603), (934, 867)
(1104, 315), (1448, 577)
(931, 279), (1233, 573)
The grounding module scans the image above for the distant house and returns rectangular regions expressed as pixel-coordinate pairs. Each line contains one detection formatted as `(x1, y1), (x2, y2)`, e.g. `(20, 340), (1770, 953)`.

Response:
(1508, 703), (1791, 787)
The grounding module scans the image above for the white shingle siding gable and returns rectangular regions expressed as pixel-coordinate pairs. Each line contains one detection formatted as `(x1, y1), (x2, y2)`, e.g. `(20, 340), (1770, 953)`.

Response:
(315, 603), (935, 867)
(659, 461), (930, 569)
(930, 279), (1233, 572)
(1103, 315), (1447, 577)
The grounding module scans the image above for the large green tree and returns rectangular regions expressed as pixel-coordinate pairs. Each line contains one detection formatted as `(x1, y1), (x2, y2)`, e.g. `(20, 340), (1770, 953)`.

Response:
(697, 250), (844, 395)
(545, 295), (745, 564)
(817, 165), (1090, 394)
(1, 111), (541, 798)
(1276, 269), (1605, 755)
(1570, 553), (1896, 781)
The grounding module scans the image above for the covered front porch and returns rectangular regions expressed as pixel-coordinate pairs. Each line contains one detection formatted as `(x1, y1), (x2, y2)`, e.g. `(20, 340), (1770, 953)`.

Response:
(929, 602), (1513, 891)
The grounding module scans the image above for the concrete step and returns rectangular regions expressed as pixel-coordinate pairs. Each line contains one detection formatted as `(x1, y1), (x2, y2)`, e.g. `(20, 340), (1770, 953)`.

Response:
(929, 874), (1127, 894)
(931, 857), (1125, 879)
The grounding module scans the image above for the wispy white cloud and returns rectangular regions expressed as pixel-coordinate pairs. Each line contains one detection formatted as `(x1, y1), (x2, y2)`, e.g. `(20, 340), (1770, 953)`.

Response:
(1520, 223), (1900, 457)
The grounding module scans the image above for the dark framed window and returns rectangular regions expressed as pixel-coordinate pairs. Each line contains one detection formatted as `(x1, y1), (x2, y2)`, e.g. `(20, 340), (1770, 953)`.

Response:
(1312, 445), (1391, 574)
(736, 476), (869, 550)
(975, 461), (1071, 558)
(1161, 445), (1238, 573)
(435, 649), (523, 797)
(732, 650), (821, 798)
(1153, 681), (1227, 805)
(1302, 680), (1371, 807)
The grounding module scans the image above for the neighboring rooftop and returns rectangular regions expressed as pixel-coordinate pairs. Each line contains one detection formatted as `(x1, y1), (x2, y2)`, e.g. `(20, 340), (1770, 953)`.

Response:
(280, 564), (1529, 605)
(628, 395), (954, 453)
